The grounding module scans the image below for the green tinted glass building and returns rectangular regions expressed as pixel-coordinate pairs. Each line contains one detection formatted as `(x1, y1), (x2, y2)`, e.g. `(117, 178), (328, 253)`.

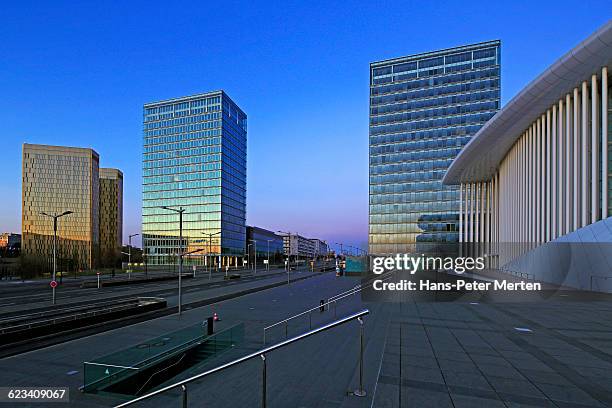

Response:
(142, 91), (247, 266)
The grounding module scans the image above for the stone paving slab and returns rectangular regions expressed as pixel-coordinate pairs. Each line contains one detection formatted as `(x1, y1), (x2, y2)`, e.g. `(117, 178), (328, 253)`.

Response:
(371, 297), (612, 408)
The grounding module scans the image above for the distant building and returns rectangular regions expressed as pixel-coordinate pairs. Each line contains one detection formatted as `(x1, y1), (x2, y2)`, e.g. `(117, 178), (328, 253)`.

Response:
(99, 168), (123, 267)
(0, 233), (21, 249)
(142, 91), (247, 267)
(246, 226), (284, 264)
(22, 144), (100, 270)
(310, 239), (329, 258)
(281, 233), (316, 259)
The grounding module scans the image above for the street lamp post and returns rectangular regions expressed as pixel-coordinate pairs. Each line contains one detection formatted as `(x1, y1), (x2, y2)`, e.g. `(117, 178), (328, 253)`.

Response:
(266, 239), (273, 271)
(247, 243), (252, 271)
(277, 231), (290, 271)
(161, 206), (186, 316)
(249, 239), (257, 274)
(40, 211), (73, 305)
(128, 233), (139, 279)
(335, 242), (344, 256)
(201, 231), (221, 278)
(278, 230), (297, 283)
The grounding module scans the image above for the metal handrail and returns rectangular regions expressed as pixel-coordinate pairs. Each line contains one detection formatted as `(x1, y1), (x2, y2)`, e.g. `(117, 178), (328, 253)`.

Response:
(136, 353), (187, 396)
(263, 271), (393, 344)
(264, 291), (355, 331)
(114, 309), (369, 408)
(328, 285), (362, 302)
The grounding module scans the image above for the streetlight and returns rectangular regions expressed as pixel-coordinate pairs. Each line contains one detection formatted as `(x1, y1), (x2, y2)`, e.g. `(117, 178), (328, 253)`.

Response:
(128, 233), (139, 277)
(249, 239), (257, 274)
(185, 248), (205, 277)
(160, 206), (186, 316)
(335, 242), (344, 256)
(278, 230), (297, 284)
(266, 239), (273, 271)
(278, 230), (299, 270)
(202, 231), (221, 277)
(40, 210), (73, 305)
(247, 243), (252, 270)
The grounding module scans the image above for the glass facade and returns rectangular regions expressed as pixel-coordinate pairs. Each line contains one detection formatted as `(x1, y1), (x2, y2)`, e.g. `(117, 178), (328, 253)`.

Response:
(369, 41), (501, 254)
(22, 144), (100, 270)
(246, 226), (284, 263)
(99, 168), (123, 267)
(142, 91), (247, 266)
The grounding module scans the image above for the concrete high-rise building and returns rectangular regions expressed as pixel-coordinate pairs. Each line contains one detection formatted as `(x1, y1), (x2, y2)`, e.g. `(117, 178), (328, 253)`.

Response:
(99, 168), (123, 267)
(22, 144), (100, 270)
(142, 91), (247, 266)
(369, 41), (501, 254)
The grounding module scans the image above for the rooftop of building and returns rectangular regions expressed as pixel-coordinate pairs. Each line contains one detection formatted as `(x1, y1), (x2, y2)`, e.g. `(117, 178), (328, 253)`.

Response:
(443, 20), (612, 185)
(370, 39), (501, 68)
(143, 90), (246, 117)
(23, 143), (100, 159)
(100, 168), (124, 179)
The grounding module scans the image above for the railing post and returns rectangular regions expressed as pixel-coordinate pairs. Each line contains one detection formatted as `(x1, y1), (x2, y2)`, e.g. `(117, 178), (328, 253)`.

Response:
(354, 317), (366, 397)
(399, 322), (402, 406)
(285, 322), (288, 339)
(261, 354), (267, 408)
(181, 384), (187, 408)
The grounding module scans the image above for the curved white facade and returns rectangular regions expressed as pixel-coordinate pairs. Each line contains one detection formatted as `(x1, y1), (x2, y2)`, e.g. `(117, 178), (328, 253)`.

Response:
(443, 21), (612, 271)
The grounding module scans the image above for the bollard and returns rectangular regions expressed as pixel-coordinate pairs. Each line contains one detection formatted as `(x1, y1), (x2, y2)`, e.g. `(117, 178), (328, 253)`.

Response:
(181, 384), (187, 408)
(261, 354), (267, 408)
(207, 316), (214, 335)
(354, 317), (366, 397)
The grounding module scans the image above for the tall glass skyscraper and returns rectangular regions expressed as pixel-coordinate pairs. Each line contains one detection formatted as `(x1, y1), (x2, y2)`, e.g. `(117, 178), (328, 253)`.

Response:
(142, 91), (247, 266)
(369, 41), (501, 254)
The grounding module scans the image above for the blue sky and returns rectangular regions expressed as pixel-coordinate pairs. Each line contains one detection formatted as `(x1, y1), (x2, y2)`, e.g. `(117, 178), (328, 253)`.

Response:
(0, 1), (607, 251)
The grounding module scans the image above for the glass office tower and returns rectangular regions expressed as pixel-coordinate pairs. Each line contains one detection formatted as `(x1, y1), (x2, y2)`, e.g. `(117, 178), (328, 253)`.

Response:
(142, 91), (247, 266)
(369, 41), (501, 254)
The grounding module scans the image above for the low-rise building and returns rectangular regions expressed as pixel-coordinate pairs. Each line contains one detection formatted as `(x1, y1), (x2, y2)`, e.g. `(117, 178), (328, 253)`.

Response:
(310, 239), (329, 258)
(281, 233), (316, 259)
(246, 226), (284, 264)
(0, 233), (21, 249)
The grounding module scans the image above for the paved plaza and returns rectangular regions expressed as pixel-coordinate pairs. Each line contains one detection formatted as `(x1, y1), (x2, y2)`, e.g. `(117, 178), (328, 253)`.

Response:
(1, 270), (612, 407)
